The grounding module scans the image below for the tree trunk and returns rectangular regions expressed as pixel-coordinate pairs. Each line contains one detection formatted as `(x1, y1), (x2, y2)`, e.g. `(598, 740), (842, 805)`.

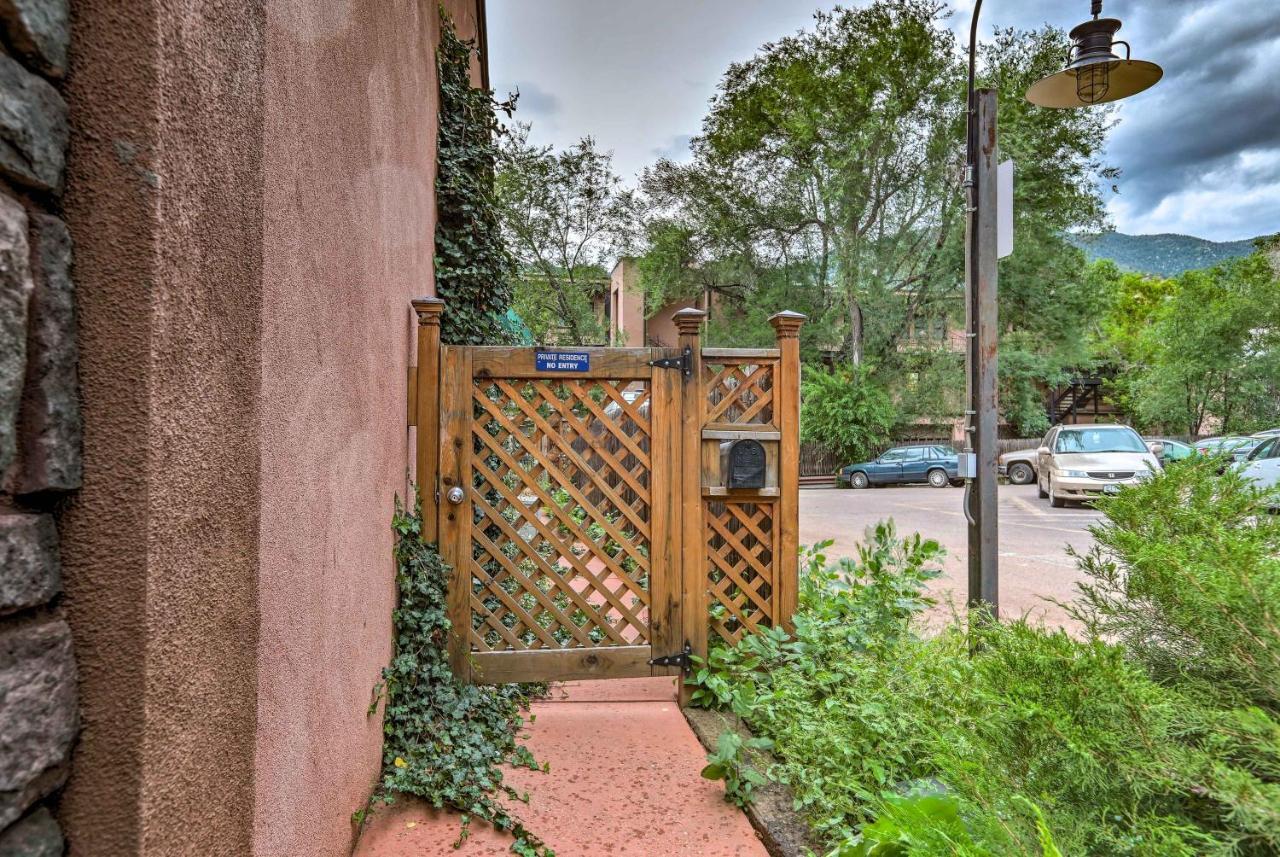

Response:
(848, 300), (863, 365)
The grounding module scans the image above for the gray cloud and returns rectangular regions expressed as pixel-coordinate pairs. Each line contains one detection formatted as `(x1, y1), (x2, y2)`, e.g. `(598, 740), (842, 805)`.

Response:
(509, 80), (562, 118)
(957, 0), (1280, 239)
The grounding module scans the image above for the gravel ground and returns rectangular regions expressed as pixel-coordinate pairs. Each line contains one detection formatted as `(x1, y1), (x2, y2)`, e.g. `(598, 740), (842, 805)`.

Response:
(799, 482), (1103, 630)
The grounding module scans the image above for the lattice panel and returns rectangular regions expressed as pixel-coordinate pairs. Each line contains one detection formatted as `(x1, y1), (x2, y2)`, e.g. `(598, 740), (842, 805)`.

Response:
(706, 501), (776, 645)
(468, 378), (653, 652)
(704, 360), (775, 426)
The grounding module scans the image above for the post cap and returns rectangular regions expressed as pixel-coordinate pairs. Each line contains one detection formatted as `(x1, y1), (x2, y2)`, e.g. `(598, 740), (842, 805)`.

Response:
(672, 307), (708, 336)
(411, 296), (445, 326)
(768, 310), (807, 339)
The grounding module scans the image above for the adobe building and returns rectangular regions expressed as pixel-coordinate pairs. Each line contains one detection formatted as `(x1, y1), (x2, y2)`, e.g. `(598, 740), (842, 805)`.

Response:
(608, 257), (708, 347)
(0, 1), (489, 854)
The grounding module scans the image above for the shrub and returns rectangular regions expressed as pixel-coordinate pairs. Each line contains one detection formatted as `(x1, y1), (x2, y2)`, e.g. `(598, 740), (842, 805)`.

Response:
(801, 363), (898, 465)
(1069, 455), (1280, 712)
(689, 479), (1280, 855)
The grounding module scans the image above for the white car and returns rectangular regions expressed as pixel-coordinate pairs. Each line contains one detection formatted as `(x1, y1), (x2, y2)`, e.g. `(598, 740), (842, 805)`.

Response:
(1036, 424), (1161, 508)
(1239, 435), (1280, 500)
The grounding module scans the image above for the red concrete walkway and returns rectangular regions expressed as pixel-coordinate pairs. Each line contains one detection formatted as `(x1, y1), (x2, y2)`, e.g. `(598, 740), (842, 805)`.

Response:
(354, 677), (769, 857)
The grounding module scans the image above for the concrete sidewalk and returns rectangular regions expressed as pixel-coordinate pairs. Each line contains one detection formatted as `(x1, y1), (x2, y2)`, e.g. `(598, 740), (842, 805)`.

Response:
(354, 677), (769, 857)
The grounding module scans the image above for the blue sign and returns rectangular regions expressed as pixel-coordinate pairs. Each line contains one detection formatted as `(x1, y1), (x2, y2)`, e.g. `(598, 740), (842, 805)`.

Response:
(535, 351), (590, 372)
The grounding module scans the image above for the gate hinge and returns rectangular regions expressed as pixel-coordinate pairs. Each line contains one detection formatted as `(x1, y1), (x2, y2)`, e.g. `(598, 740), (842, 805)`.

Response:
(648, 345), (693, 379)
(648, 641), (693, 673)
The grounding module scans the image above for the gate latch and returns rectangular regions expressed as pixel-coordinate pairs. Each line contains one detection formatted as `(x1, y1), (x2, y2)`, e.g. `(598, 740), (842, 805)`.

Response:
(648, 345), (693, 379)
(648, 641), (693, 673)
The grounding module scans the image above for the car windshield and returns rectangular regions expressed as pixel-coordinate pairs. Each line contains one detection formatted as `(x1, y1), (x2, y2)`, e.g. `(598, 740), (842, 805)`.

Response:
(1054, 427), (1145, 454)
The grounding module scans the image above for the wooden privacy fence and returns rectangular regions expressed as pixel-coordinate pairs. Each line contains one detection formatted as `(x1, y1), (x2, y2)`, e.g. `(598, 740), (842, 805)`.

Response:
(407, 300), (804, 698)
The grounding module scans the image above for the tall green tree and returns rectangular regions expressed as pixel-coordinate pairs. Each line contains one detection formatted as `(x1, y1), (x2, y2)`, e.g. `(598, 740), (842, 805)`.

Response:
(1126, 251), (1280, 436)
(495, 125), (644, 343)
(640, 1), (1117, 436)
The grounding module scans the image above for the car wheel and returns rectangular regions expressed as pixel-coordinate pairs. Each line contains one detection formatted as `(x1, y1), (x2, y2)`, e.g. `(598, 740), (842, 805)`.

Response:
(927, 468), (949, 488)
(850, 471), (869, 489)
(1008, 462), (1034, 485)
(1049, 477), (1066, 508)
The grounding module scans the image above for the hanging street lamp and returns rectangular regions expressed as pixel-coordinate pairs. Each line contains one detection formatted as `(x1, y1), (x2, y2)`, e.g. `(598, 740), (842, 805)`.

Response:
(962, 0), (1162, 619)
(1026, 1), (1164, 108)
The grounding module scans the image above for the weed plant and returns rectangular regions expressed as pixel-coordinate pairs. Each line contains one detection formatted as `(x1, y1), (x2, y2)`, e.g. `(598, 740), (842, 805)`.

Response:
(689, 466), (1280, 855)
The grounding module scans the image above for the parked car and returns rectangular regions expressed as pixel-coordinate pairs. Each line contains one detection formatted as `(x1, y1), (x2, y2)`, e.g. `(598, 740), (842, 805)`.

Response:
(1253, 427), (1280, 438)
(998, 447), (1038, 485)
(840, 445), (959, 489)
(1036, 424), (1160, 508)
(1238, 435), (1280, 507)
(1146, 438), (1193, 465)
(1194, 436), (1258, 461)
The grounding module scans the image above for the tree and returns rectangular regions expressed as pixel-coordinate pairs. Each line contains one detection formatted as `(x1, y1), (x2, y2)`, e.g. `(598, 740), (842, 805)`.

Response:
(800, 363), (899, 464)
(639, 1), (1117, 434)
(495, 125), (643, 344)
(1126, 251), (1280, 436)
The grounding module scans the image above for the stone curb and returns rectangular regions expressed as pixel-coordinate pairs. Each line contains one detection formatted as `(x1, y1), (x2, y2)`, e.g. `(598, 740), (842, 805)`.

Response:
(683, 706), (823, 857)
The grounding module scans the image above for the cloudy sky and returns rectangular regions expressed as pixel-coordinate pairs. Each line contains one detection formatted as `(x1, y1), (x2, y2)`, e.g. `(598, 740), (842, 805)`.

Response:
(489, 0), (1280, 242)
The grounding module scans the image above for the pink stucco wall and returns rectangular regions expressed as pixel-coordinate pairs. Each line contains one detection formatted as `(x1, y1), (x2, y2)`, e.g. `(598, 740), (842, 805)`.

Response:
(59, 1), (486, 855)
(254, 2), (482, 854)
(609, 259), (645, 346)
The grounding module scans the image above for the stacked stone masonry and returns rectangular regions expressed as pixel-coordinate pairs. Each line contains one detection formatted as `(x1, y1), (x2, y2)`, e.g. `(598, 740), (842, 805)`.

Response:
(0, 0), (79, 852)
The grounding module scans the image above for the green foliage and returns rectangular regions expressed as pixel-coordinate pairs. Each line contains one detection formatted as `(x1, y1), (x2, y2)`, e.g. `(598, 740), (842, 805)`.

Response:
(801, 363), (899, 464)
(368, 493), (552, 857)
(636, 1), (1112, 434)
(688, 477), (1280, 855)
(700, 730), (774, 808)
(435, 13), (518, 346)
(496, 125), (642, 344)
(1069, 455), (1280, 712)
(1121, 251), (1280, 436)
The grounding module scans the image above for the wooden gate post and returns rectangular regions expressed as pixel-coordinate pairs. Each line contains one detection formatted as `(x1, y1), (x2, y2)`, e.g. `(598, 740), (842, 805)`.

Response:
(411, 297), (444, 541)
(673, 308), (708, 703)
(769, 310), (806, 632)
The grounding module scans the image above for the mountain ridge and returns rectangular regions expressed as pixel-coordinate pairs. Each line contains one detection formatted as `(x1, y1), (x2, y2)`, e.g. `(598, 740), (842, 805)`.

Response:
(1070, 231), (1264, 277)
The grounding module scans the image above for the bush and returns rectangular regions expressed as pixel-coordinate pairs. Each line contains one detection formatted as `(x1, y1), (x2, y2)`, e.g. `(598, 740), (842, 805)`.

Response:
(801, 363), (899, 465)
(1069, 455), (1280, 712)
(689, 466), (1280, 855)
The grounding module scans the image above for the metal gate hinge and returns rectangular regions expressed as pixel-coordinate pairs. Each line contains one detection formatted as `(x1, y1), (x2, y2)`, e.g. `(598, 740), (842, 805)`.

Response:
(648, 641), (693, 673)
(648, 345), (693, 379)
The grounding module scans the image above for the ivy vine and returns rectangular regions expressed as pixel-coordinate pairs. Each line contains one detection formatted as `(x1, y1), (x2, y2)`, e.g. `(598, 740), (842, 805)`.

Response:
(362, 494), (552, 857)
(435, 12), (519, 345)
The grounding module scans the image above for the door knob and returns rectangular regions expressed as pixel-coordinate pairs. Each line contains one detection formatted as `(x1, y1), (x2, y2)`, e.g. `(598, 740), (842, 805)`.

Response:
(446, 486), (465, 505)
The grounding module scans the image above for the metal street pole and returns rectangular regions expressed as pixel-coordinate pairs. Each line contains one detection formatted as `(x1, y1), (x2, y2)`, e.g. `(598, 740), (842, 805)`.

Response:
(964, 0), (998, 618)
(961, 0), (1163, 620)
(964, 88), (999, 618)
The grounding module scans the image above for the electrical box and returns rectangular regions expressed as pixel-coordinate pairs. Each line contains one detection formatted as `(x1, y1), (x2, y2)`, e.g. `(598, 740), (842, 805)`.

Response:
(957, 452), (978, 479)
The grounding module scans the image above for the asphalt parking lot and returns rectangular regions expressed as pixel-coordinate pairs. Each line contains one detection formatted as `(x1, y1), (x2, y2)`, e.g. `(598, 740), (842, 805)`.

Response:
(799, 482), (1103, 629)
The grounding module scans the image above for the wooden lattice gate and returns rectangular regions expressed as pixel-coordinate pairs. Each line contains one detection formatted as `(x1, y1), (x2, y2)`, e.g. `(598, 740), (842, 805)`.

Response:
(408, 301), (805, 694)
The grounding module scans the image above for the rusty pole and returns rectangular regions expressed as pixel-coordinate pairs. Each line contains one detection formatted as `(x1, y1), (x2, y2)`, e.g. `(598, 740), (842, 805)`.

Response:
(964, 88), (1000, 618)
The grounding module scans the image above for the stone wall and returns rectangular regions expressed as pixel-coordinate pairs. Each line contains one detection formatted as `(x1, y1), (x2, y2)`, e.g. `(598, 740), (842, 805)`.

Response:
(0, 0), (80, 854)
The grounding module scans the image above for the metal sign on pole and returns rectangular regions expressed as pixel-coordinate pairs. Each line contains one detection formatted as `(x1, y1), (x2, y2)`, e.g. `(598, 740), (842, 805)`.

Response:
(997, 160), (1014, 260)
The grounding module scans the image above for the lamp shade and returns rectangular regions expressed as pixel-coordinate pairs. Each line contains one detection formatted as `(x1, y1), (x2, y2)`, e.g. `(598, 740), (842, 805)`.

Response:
(1026, 18), (1163, 108)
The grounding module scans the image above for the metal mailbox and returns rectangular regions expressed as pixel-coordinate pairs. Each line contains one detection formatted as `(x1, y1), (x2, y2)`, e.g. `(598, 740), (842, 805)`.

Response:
(723, 439), (767, 489)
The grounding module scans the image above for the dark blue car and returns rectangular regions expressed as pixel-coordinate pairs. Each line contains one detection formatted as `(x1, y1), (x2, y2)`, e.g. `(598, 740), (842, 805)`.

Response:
(839, 444), (960, 489)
